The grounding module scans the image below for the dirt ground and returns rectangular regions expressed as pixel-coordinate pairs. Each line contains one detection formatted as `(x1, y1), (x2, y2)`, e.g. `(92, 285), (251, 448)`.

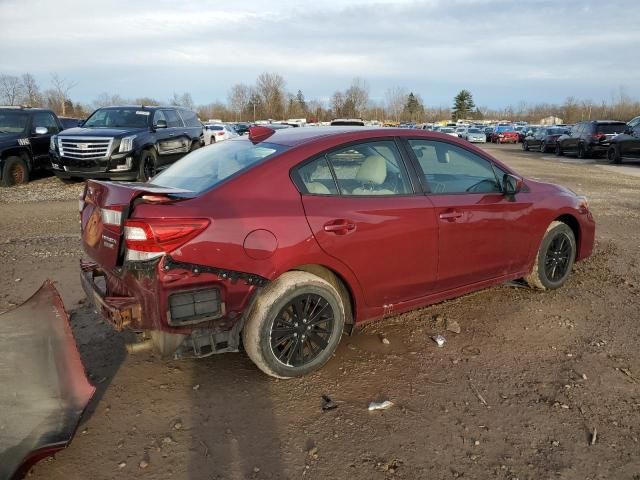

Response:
(1, 144), (639, 480)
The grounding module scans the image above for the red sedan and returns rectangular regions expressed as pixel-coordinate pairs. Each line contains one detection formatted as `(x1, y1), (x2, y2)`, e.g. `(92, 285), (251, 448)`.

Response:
(80, 126), (595, 378)
(491, 126), (519, 144)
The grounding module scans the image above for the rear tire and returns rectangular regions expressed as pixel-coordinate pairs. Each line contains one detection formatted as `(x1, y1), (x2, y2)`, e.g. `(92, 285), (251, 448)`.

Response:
(540, 142), (547, 153)
(242, 271), (345, 379)
(1, 156), (29, 187)
(523, 141), (529, 151)
(555, 144), (564, 156)
(605, 146), (622, 164)
(577, 143), (588, 159)
(525, 221), (576, 290)
(137, 149), (157, 182)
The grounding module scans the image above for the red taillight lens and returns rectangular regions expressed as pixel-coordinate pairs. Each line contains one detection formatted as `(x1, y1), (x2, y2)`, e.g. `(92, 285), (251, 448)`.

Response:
(216, 131), (225, 135)
(592, 133), (606, 140)
(124, 218), (209, 261)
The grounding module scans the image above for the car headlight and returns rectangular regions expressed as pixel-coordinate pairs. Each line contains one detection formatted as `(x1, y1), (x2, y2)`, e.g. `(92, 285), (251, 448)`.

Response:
(50, 135), (57, 150)
(119, 135), (136, 153)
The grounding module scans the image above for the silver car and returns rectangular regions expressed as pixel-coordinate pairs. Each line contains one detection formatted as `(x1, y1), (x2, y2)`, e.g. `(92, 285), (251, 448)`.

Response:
(464, 127), (486, 143)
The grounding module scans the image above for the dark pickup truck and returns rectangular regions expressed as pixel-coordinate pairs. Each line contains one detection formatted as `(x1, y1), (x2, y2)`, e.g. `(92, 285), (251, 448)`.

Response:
(0, 106), (64, 187)
(50, 105), (204, 182)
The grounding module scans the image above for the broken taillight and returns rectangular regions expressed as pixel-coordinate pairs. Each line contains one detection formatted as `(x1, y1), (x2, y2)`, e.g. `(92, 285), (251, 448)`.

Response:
(123, 218), (209, 262)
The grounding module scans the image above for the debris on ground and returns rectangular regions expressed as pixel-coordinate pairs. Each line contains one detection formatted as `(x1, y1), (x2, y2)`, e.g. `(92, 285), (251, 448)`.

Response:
(139, 459), (149, 469)
(368, 400), (394, 411)
(591, 427), (598, 446)
(380, 334), (390, 345)
(445, 319), (461, 334)
(432, 335), (446, 347)
(468, 379), (489, 407)
(321, 394), (338, 411)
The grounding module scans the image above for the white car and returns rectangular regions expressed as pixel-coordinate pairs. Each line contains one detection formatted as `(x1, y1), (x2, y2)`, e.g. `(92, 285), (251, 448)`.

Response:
(464, 127), (487, 143)
(204, 123), (238, 145)
(440, 127), (458, 137)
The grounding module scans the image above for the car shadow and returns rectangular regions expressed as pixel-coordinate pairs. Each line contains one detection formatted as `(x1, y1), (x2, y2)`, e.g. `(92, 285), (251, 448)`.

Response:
(185, 353), (287, 479)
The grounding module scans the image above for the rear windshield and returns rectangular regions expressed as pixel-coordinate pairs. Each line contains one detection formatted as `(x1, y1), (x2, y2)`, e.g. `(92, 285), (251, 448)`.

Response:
(597, 123), (626, 134)
(441, 128), (454, 133)
(546, 128), (566, 135)
(150, 139), (288, 194)
(468, 128), (481, 133)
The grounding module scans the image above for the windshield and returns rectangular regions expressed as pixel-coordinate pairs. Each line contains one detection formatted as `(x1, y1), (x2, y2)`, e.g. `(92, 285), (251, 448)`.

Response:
(597, 123), (626, 134)
(83, 108), (150, 128)
(0, 111), (29, 134)
(495, 126), (514, 133)
(546, 128), (566, 135)
(441, 128), (454, 133)
(468, 128), (481, 133)
(151, 139), (289, 194)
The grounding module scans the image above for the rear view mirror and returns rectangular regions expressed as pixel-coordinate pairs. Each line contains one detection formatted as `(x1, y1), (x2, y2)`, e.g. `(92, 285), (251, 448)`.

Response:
(154, 119), (167, 129)
(503, 174), (523, 196)
(34, 127), (48, 135)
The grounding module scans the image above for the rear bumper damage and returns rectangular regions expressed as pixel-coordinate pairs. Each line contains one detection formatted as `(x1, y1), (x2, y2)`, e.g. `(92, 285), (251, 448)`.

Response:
(80, 258), (268, 358)
(0, 281), (95, 479)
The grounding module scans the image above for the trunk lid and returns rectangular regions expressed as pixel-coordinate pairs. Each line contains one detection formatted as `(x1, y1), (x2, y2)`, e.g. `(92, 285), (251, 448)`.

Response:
(80, 180), (194, 270)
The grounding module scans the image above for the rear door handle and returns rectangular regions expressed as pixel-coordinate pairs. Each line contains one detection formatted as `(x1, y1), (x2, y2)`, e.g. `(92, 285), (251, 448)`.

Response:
(439, 210), (463, 221)
(323, 219), (356, 235)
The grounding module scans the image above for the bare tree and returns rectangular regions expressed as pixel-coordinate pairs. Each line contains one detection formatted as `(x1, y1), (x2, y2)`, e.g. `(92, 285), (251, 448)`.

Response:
(0, 74), (24, 105)
(50, 73), (78, 115)
(344, 77), (369, 118)
(330, 91), (345, 118)
(255, 72), (286, 119)
(385, 86), (407, 123)
(227, 83), (251, 121)
(21, 73), (42, 106)
(94, 92), (126, 108)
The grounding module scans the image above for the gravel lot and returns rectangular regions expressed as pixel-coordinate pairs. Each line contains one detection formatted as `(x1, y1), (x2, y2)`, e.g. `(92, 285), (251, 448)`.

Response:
(1, 144), (639, 480)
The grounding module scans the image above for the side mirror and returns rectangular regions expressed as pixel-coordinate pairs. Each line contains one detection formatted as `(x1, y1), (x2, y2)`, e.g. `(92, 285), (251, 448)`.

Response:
(503, 174), (524, 196)
(78, 120), (85, 127)
(154, 119), (167, 129)
(34, 126), (48, 135)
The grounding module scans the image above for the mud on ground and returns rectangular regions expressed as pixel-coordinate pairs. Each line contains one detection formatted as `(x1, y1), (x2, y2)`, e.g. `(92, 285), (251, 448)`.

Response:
(0, 144), (639, 479)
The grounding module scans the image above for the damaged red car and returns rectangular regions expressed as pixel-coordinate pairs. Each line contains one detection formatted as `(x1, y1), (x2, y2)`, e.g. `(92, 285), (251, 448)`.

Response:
(80, 126), (595, 378)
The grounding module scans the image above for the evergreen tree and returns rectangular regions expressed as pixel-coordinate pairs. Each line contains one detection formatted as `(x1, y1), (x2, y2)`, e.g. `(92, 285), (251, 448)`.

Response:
(452, 89), (476, 121)
(404, 92), (421, 121)
(295, 89), (307, 116)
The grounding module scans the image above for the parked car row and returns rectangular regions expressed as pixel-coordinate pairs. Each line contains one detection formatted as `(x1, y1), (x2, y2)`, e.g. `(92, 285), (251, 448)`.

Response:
(521, 119), (640, 164)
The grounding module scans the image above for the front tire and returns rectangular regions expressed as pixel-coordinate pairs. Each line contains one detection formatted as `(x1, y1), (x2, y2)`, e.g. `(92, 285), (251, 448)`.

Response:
(137, 149), (157, 182)
(540, 142), (547, 153)
(577, 143), (588, 159)
(523, 141), (529, 151)
(242, 271), (345, 378)
(525, 221), (576, 290)
(1, 156), (29, 187)
(555, 144), (564, 156)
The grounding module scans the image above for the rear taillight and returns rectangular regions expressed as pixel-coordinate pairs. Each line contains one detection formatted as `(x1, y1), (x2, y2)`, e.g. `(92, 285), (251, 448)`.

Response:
(216, 131), (225, 135)
(592, 133), (606, 140)
(101, 207), (123, 226)
(123, 218), (209, 262)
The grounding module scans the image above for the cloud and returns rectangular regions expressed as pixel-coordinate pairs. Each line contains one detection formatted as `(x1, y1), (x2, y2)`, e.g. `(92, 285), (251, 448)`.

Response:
(0, 0), (637, 106)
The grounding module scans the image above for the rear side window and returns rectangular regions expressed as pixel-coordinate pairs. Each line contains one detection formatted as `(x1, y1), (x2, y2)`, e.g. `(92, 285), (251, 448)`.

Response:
(163, 109), (184, 128)
(151, 140), (288, 194)
(597, 123), (626, 134)
(179, 109), (200, 127)
(295, 140), (412, 196)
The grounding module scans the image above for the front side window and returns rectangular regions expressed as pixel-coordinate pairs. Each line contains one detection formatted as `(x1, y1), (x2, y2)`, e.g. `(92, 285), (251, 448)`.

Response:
(153, 110), (166, 125)
(83, 108), (150, 128)
(32, 112), (59, 134)
(408, 139), (502, 194)
(151, 139), (288, 194)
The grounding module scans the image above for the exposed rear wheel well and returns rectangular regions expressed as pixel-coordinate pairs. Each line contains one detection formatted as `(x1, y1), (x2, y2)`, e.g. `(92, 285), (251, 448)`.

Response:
(291, 264), (355, 334)
(555, 214), (580, 255)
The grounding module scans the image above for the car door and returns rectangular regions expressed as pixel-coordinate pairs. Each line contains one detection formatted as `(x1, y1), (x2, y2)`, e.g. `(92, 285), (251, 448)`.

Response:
(404, 138), (534, 291)
(30, 112), (61, 169)
(296, 139), (439, 307)
(157, 109), (188, 166)
(630, 125), (640, 158)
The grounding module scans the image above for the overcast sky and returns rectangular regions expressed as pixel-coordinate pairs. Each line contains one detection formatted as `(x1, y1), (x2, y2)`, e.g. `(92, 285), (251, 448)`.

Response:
(1, 0), (638, 108)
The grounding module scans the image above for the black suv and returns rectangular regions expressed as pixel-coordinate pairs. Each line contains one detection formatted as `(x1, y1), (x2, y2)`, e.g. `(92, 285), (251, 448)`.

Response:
(0, 106), (63, 186)
(50, 105), (203, 182)
(606, 117), (640, 164)
(555, 120), (627, 159)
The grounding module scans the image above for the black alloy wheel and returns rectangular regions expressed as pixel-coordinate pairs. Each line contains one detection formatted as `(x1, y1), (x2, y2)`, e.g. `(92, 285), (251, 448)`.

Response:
(270, 293), (335, 368)
(544, 232), (573, 282)
(540, 142), (547, 153)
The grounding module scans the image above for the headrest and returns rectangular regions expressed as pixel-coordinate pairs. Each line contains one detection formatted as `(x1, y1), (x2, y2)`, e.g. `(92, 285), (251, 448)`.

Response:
(355, 155), (387, 185)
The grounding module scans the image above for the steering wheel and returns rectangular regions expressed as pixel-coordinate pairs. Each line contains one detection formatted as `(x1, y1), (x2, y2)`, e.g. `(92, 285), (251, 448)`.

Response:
(466, 178), (498, 193)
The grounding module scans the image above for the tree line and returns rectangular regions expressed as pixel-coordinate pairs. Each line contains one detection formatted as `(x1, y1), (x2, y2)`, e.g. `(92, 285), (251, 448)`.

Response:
(1, 71), (638, 124)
